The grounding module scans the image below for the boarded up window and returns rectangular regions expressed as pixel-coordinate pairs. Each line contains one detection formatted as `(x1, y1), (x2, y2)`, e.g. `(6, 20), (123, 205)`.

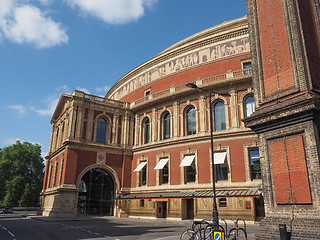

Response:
(269, 135), (312, 204)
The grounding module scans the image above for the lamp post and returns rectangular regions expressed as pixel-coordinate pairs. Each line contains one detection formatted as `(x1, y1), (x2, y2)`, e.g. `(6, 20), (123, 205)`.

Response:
(186, 82), (230, 227)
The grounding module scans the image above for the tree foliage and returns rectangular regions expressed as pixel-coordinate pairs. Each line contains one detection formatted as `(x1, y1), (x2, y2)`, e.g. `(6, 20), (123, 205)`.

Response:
(0, 141), (45, 207)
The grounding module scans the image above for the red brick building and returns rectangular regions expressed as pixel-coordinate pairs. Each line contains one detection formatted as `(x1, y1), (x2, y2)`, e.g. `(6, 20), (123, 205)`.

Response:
(41, 16), (264, 221)
(42, 0), (320, 238)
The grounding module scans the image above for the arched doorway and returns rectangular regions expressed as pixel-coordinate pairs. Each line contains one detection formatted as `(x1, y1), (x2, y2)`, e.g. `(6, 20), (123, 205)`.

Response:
(78, 168), (115, 215)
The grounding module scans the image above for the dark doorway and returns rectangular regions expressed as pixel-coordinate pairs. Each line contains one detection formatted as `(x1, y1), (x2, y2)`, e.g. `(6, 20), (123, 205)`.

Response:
(186, 199), (194, 219)
(78, 168), (115, 215)
(255, 196), (265, 221)
(156, 201), (167, 218)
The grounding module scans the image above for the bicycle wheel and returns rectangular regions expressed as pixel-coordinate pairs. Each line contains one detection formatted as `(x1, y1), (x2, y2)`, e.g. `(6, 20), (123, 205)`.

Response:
(203, 225), (215, 240)
(228, 228), (247, 240)
(180, 229), (200, 240)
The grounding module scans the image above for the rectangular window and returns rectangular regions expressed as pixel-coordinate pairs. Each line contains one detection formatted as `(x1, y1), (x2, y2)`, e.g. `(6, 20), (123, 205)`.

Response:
(134, 161), (148, 187)
(214, 152), (228, 181)
(186, 162), (196, 183)
(243, 62), (252, 75)
(140, 200), (145, 207)
(219, 198), (227, 207)
(154, 158), (169, 185)
(145, 89), (151, 97)
(180, 155), (196, 184)
(161, 164), (169, 184)
(249, 149), (261, 180)
(216, 164), (228, 181)
(140, 165), (147, 186)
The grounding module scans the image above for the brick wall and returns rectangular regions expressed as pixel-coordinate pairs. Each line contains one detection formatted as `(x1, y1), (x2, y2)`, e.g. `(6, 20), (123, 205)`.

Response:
(256, 0), (294, 97)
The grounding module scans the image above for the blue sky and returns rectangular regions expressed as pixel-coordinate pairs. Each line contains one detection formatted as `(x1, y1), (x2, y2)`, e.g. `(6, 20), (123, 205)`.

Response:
(0, 0), (247, 157)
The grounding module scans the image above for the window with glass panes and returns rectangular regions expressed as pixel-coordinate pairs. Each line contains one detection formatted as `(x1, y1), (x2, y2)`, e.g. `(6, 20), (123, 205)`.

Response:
(96, 118), (107, 143)
(161, 164), (169, 184)
(143, 118), (150, 144)
(140, 165), (147, 185)
(186, 161), (196, 183)
(243, 62), (252, 75)
(214, 102), (226, 131)
(249, 149), (261, 180)
(245, 96), (255, 117)
(186, 107), (196, 135)
(216, 164), (228, 181)
(163, 112), (170, 140)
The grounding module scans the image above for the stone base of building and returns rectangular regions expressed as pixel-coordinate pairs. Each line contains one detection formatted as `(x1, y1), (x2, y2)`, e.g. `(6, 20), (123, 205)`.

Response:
(256, 216), (320, 240)
(41, 185), (78, 218)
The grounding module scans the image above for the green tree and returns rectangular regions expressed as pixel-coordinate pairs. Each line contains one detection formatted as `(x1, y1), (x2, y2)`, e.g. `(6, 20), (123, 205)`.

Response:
(0, 141), (45, 207)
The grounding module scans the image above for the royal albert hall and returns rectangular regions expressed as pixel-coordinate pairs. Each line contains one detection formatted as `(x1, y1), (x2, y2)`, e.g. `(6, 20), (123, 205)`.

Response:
(42, 0), (320, 238)
(41, 16), (264, 221)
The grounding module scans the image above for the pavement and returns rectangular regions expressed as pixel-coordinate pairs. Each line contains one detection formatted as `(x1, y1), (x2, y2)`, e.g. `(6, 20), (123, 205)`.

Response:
(0, 212), (259, 239)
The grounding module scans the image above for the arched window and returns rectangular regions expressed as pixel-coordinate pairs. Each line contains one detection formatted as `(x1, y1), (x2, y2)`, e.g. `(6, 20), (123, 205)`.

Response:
(214, 101), (226, 131)
(143, 118), (150, 144)
(186, 107), (196, 135)
(163, 112), (170, 140)
(96, 118), (107, 143)
(245, 96), (255, 117)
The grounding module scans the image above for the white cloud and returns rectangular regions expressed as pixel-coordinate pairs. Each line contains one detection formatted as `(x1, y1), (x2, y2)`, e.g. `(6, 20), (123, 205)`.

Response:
(2, 137), (44, 150)
(2, 137), (21, 146)
(7, 104), (26, 115)
(76, 87), (90, 94)
(31, 95), (59, 116)
(37, 0), (53, 6)
(0, 0), (68, 48)
(56, 85), (71, 94)
(95, 85), (110, 93)
(65, 0), (157, 25)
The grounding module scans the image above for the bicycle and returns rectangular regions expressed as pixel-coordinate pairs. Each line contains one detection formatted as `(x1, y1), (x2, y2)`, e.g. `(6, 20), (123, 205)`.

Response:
(180, 219), (226, 240)
(181, 220), (211, 240)
(227, 219), (247, 240)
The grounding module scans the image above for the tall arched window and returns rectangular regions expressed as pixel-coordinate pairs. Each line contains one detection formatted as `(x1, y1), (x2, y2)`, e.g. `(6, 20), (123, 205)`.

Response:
(163, 112), (170, 140)
(143, 118), (150, 144)
(214, 101), (226, 131)
(96, 118), (107, 143)
(245, 96), (255, 117)
(186, 107), (196, 135)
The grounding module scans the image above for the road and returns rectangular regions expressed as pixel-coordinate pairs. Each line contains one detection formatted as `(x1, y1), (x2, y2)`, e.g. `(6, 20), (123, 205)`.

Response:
(0, 213), (258, 239)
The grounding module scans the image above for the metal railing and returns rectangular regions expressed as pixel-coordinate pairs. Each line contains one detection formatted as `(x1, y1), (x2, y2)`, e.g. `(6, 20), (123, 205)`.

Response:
(131, 68), (252, 107)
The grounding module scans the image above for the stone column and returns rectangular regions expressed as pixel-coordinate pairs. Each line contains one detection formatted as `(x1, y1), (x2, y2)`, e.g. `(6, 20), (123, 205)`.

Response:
(152, 108), (157, 142)
(230, 89), (238, 128)
(199, 95), (207, 132)
(173, 102), (179, 137)
(134, 114), (139, 145)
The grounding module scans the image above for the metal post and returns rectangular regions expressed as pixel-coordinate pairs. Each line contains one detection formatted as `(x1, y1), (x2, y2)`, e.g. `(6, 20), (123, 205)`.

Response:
(186, 82), (229, 228)
(209, 90), (219, 227)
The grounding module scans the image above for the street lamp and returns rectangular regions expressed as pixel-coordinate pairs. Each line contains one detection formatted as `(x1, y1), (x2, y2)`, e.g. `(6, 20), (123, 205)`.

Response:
(186, 82), (230, 227)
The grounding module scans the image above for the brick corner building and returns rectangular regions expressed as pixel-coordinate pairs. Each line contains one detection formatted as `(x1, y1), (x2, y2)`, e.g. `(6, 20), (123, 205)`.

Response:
(244, 0), (320, 239)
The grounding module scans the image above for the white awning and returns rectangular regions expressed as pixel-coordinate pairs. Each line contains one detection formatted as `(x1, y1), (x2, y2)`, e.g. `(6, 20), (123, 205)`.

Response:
(180, 155), (195, 167)
(213, 152), (227, 164)
(154, 158), (169, 170)
(133, 161), (147, 172)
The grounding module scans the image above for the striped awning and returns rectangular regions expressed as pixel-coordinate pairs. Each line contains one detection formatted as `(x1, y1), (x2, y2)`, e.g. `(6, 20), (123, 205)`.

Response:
(113, 189), (261, 200)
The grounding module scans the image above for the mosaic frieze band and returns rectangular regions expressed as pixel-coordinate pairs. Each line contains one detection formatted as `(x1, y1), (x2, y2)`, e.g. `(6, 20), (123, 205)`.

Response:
(110, 37), (250, 100)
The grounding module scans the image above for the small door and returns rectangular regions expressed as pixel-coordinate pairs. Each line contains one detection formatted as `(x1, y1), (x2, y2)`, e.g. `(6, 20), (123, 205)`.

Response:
(255, 196), (265, 221)
(156, 201), (167, 218)
(187, 199), (194, 219)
